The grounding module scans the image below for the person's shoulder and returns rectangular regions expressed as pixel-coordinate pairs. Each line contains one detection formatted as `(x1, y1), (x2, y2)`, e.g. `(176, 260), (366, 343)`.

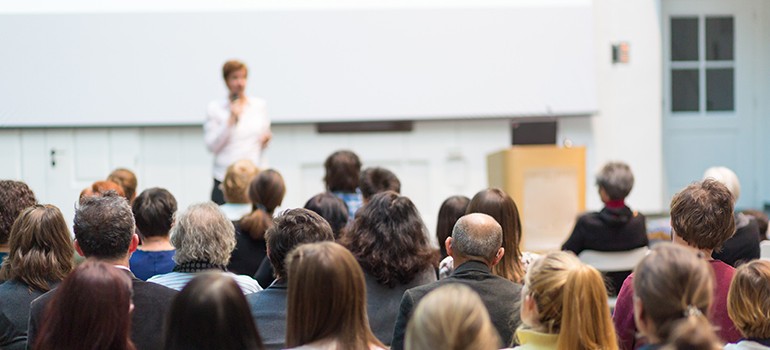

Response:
(134, 278), (178, 298)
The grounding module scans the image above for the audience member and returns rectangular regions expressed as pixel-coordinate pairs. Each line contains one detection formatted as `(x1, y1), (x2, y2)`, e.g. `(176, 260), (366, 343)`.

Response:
(741, 209), (768, 241)
(220, 159), (259, 221)
(33, 260), (135, 350)
(505, 252), (617, 350)
(562, 161), (647, 295)
(339, 191), (437, 345)
(304, 192), (349, 239)
(229, 169), (285, 277)
(435, 195), (470, 261)
(27, 192), (176, 350)
(632, 243), (721, 350)
(247, 208), (335, 350)
(613, 179), (742, 349)
(324, 150), (362, 220)
(0, 205), (73, 350)
(79, 180), (125, 202)
(405, 284), (499, 350)
(392, 213), (523, 350)
(704, 166), (761, 266)
(0, 180), (36, 259)
(148, 202), (260, 293)
(165, 272), (265, 350)
(129, 188), (177, 281)
(285, 242), (385, 350)
(440, 188), (531, 282)
(108, 168), (139, 204)
(725, 259), (770, 349)
(359, 167), (401, 203)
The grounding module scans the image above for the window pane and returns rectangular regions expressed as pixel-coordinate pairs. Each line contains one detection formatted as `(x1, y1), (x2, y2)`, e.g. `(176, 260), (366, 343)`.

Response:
(671, 18), (699, 61)
(672, 69), (699, 112)
(706, 17), (734, 61)
(706, 68), (734, 111)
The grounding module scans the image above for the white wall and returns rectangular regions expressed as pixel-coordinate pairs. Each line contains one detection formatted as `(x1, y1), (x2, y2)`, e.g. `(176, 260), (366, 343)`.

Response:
(0, 0), (668, 246)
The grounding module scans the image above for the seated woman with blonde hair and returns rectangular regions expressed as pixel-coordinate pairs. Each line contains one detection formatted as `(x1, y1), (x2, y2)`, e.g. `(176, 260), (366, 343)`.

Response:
(405, 284), (499, 350)
(284, 242), (385, 350)
(726, 259), (770, 349)
(506, 251), (617, 350)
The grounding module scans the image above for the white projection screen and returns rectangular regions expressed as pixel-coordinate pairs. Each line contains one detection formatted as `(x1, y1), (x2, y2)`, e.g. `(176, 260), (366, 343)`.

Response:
(0, 0), (596, 126)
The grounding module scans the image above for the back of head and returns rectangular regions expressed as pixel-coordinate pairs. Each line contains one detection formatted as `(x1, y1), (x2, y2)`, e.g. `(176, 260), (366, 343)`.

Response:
(132, 188), (177, 239)
(703, 166), (741, 202)
(83, 180), (126, 199)
(0, 205), (74, 292)
(727, 259), (770, 340)
(406, 284), (499, 350)
(323, 150), (361, 193)
(451, 213), (503, 264)
(240, 169), (286, 240)
(341, 191), (437, 287)
(523, 252), (617, 350)
(467, 188), (523, 282)
(36, 259), (134, 350)
(285, 242), (381, 349)
(223, 160), (259, 204)
(359, 167), (401, 201)
(740, 209), (768, 239)
(265, 208), (334, 279)
(670, 179), (736, 250)
(0, 180), (37, 244)
(165, 273), (264, 350)
(107, 168), (138, 203)
(171, 202), (235, 266)
(436, 195), (470, 259)
(304, 192), (349, 239)
(596, 161), (634, 200)
(74, 191), (135, 261)
(661, 316), (722, 350)
(633, 243), (715, 343)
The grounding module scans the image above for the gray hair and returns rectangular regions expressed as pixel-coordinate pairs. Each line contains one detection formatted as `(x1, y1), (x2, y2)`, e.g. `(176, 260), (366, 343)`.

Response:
(171, 202), (236, 266)
(451, 213), (502, 261)
(703, 166), (740, 202)
(74, 191), (135, 260)
(596, 162), (634, 200)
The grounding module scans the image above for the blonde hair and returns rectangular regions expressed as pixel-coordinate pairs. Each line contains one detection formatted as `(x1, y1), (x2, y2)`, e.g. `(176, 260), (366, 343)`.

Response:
(633, 243), (715, 345)
(521, 251), (617, 350)
(223, 160), (259, 204)
(406, 284), (499, 350)
(727, 259), (770, 339)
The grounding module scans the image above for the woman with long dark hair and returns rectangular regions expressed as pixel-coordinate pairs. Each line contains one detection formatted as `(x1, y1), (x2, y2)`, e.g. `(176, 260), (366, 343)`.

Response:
(339, 191), (438, 346)
(285, 242), (384, 350)
(34, 260), (134, 350)
(165, 272), (264, 350)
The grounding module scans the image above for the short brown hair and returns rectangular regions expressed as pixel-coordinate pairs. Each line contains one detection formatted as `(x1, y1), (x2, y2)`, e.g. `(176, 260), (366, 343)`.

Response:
(670, 179), (735, 250)
(132, 188), (177, 239)
(222, 60), (248, 80)
(359, 167), (401, 201)
(265, 209), (334, 279)
(728, 259), (770, 339)
(323, 150), (361, 193)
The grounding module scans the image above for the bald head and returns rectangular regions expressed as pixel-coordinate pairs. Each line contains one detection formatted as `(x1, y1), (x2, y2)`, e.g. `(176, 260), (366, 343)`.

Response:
(451, 213), (503, 262)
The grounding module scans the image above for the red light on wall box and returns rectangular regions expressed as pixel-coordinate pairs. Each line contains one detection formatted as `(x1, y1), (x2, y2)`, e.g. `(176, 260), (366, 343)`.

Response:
(612, 42), (630, 64)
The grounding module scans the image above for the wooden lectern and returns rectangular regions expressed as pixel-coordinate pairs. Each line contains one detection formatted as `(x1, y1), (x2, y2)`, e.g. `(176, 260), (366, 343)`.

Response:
(487, 145), (586, 252)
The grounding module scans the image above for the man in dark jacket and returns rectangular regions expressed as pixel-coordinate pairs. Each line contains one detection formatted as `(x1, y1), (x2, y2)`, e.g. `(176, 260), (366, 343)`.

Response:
(391, 213), (522, 350)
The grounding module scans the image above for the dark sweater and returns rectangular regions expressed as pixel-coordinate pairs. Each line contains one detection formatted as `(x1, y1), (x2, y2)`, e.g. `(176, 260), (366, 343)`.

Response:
(713, 213), (761, 267)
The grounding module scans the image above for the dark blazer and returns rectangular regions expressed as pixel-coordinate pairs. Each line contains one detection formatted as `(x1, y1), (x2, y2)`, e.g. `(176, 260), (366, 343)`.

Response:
(0, 280), (51, 350)
(227, 227), (267, 278)
(713, 213), (761, 267)
(390, 260), (522, 350)
(247, 279), (288, 350)
(365, 268), (436, 346)
(27, 268), (177, 350)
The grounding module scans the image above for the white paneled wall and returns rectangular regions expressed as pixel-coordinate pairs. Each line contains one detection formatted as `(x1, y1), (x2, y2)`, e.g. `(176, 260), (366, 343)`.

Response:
(0, 119), (512, 245)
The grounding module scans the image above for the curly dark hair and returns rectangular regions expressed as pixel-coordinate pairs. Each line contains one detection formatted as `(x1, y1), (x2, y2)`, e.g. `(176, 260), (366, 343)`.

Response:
(340, 191), (438, 288)
(0, 180), (37, 244)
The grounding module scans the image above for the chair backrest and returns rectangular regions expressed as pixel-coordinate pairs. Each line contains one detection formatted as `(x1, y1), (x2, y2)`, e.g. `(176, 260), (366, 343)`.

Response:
(760, 241), (770, 260)
(578, 246), (650, 272)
